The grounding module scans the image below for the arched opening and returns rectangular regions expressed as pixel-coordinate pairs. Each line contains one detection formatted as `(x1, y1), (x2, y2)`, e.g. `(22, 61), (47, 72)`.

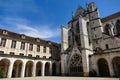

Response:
(12, 60), (22, 77)
(52, 62), (56, 76)
(0, 59), (10, 78)
(25, 61), (33, 77)
(36, 62), (42, 76)
(104, 24), (112, 35)
(45, 62), (50, 76)
(97, 58), (110, 77)
(70, 54), (83, 76)
(116, 20), (120, 35)
(112, 57), (120, 77)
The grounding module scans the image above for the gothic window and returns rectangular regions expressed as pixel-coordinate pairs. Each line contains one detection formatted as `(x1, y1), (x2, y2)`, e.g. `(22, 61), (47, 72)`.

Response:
(104, 24), (112, 35)
(0, 38), (6, 47)
(75, 22), (81, 46)
(76, 22), (80, 33)
(11, 40), (16, 48)
(116, 20), (120, 35)
(70, 54), (83, 73)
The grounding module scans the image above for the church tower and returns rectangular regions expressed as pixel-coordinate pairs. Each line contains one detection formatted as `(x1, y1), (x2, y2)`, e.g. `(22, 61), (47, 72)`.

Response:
(87, 2), (103, 50)
(61, 4), (93, 76)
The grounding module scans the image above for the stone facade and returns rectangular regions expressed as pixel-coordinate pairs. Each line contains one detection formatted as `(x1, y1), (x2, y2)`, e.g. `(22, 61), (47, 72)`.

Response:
(0, 29), (61, 78)
(0, 2), (120, 79)
(61, 2), (120, 77)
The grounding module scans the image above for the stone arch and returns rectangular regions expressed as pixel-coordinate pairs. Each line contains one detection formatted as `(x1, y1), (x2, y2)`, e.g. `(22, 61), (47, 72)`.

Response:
(0, 59), (10, 78)
(25, 61), (33, 77)
(45, 62), (50, 76)
(69, 54), (83, 76)
(12, 60), (23, 77)
(52, 62), (56, 76)
(104, 24), (112, 35)
(97, 58), (110, 77)
(112, 57), (120, 77)
(36, 61), (42, 76)
(115, 20), (120, 35)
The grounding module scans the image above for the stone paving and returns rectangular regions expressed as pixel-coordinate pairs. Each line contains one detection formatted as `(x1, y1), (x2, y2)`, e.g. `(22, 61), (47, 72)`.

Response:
(1, 77), (120, 80)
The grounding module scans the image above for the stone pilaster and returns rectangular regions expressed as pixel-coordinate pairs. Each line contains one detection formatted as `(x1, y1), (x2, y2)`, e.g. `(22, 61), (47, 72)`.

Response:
(21, 61), (26, 77)
(49, 62), (52, 76)
(7, 61), (14, 78)
(107, 58), (114, 77)
(41, 62), (45, 76)
(32, 61), (36, 77)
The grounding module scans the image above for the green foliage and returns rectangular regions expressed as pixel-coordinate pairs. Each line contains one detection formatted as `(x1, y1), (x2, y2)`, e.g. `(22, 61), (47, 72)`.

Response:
(0, 70), (3, 78)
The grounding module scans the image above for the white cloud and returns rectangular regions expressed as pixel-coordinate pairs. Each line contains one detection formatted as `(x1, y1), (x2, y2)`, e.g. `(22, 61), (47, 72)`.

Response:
(1, 17), (60, 40)
(16, 24), (60, 39)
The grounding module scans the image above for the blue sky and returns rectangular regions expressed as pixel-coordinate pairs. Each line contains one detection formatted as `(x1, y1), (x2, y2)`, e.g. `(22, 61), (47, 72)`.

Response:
(0, 0), (120, 43)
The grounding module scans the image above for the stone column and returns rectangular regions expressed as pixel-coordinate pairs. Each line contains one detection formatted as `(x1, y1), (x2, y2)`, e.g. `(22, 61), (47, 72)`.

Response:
(7, 61), (14, 78)
(32, 61), (36, 77)
(107, 58), (114, 77)
(49, 62), (52, 76)
(41, 62), (45, 76)
(21, 61), (26, 77)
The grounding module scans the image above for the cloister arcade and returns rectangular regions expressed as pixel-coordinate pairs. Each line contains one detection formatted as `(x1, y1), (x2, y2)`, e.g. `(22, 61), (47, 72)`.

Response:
(93, 55), (120, 77)
(0, 57), (61, 78)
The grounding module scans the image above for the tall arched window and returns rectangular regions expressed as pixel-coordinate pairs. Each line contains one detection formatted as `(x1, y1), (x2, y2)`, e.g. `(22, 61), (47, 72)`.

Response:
(97, 58), (110, 77)
(75, 22), (81, 46)
(104, 24), (112, 35)
(70, 54), (83, 76)
(76, 22), (80, 33)
(116, 20), (120, 35)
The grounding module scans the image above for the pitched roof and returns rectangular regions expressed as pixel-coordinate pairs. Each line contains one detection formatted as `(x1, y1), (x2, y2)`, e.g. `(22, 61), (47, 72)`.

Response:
(101, 12), (120, 23)
(0, 29), (60, 47)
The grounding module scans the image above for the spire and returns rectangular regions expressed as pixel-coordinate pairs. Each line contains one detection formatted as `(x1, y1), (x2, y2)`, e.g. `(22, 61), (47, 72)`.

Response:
(75, 5), (86, 17)
(72, 11), (74, 19)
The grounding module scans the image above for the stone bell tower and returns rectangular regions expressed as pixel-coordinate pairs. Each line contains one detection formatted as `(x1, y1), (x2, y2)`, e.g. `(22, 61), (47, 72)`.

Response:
(87, 2), (103, 50)
(61, 4), (93, 76)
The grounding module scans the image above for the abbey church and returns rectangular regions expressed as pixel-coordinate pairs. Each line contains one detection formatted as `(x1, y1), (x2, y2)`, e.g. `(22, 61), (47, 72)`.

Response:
(0, 2), (119, 79)
(61, 2), (120, 77)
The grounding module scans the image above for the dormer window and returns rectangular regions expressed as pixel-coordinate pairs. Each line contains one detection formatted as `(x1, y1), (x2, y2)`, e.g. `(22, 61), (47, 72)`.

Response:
(36, 38), (40, 42)
(48, 42), (51, 45)
(2, 30), (8, 35)
(21, 34), (26, 39)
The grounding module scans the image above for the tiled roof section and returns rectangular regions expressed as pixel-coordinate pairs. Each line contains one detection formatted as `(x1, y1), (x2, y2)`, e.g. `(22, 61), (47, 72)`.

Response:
(101, 12), (120, 23)
(0, 29), (60, 47)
